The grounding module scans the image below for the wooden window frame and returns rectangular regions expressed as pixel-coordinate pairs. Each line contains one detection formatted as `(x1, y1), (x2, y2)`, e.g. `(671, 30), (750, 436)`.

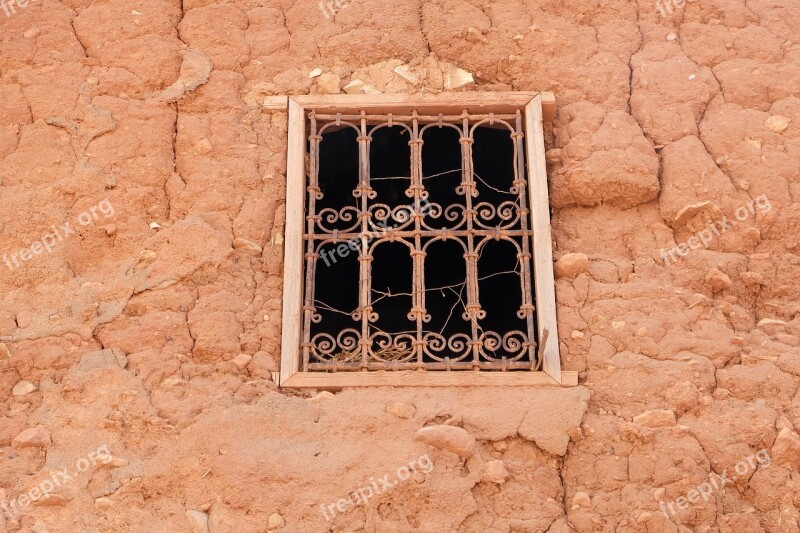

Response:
(279, 92), (575, 388)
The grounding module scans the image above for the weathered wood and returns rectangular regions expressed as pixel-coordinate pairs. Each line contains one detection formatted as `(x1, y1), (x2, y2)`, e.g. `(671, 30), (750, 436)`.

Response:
(540, 91), (556, 123)
(525, 94), (562, 383)
(293, 92), (554, 117)
(283, 370), (579, 389)
(271, 92), (556, 123)
(280, 93), (564, 387)
(263, 96), (289, 110)
(561, 371), (579, 387)
(279, 97), (306, 385)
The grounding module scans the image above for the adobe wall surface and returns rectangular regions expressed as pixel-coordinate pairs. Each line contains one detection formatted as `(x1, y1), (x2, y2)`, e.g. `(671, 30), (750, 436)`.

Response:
(1, 0), (799, 531)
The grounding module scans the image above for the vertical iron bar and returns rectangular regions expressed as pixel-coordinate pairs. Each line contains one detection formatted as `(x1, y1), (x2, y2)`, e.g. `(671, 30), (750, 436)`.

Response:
(357, 111), (373, 369)
(301, 113), (321, 371)
(514, 111), (538, 370)
(410, 111), (426, 368)
(460, 111), (482, 371)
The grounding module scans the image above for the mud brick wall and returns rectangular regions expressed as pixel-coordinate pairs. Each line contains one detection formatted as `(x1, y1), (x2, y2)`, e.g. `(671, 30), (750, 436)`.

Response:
(1, 0), (799, 531)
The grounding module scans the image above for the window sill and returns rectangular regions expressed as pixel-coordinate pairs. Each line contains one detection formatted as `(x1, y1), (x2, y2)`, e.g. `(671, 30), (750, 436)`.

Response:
(278, 370), (578, 389)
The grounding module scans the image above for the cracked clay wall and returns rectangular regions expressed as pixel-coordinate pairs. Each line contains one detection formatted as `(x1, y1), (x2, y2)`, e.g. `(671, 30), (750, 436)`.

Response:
(1, 0), (800, 531)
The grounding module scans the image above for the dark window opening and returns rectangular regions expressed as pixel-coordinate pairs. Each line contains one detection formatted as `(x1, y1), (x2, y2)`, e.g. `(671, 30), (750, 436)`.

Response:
(303, 110), (540, 372)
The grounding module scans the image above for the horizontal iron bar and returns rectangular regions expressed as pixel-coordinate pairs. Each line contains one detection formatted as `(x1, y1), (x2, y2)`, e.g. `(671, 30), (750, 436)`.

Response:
(312, 113), (519, 123)
(306, 229), (533, 240)
(307, 360), (538, 371)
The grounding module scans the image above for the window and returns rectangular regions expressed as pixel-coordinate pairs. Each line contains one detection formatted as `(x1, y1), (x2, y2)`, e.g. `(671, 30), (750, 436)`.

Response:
(280, 93), (574, 387)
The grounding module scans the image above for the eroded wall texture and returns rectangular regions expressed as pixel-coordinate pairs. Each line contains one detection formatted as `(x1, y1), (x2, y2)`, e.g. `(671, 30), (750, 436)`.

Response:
(1, 0), (800, 531)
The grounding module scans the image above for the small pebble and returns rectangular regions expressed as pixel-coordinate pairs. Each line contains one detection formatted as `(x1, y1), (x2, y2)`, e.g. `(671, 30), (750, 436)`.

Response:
(572, 492), (591, 508)
(16, 311), (33, 328)
(137, 250), (157, 265)
(232, 353), (252, 371)
(386, 401), (416, 419)
(268, 513), (285, 529)
(765, 115), (790, 133)
(12, 381), (37, 396)
(36, 494), (67, 507)
(310, 391), (334, 402)
(482, 460), (510, 484)
(186, 509), (209, 533)
(194, 139), (212, 155)
(95, 497), (113, 510)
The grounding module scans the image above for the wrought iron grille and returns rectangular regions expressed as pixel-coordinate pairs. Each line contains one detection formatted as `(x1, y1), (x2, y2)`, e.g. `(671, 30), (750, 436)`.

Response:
(301, 108), (541, 372)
